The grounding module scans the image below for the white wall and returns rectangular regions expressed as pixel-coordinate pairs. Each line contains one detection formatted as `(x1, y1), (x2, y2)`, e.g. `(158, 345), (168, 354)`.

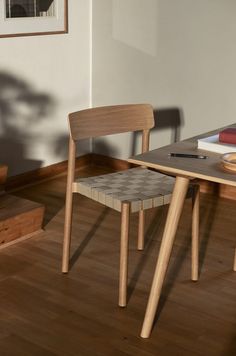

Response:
(92, 0), (236, 158)
(3, 0), (236, 175)
(0, 0), (91, 176)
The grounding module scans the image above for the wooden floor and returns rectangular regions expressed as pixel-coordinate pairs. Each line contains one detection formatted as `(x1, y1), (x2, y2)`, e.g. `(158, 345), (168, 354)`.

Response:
(0, 166), (236, 356)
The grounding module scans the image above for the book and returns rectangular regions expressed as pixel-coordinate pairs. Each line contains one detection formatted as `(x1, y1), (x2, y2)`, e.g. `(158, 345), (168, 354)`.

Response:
(197, 134), (236, 154)
(219, 128), (236, 144)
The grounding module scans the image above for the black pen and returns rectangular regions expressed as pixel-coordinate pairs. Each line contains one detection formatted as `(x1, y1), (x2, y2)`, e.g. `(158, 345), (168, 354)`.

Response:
(168, 153), (208, 159)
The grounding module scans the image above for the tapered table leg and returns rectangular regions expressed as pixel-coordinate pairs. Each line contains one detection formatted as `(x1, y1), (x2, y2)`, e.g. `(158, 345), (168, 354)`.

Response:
(140, 176), (190, 338)
(191, 184), (200, 281)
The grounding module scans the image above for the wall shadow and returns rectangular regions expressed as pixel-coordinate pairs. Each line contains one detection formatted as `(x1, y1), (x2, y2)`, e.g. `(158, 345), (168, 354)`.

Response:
(0, 70), (59, 228)
(131, 107), (184, 156)
(93, 138), (119, 158)
(153, 107), (183, 143)
(0, 71), (55, 176)
(53, 133), (69, 160)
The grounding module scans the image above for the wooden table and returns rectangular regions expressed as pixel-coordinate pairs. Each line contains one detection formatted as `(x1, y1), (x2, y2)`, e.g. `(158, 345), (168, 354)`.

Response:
(128, 125), (236, 338)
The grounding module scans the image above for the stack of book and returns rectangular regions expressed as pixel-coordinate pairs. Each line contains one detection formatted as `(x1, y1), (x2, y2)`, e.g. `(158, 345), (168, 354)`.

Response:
(197, 128), (236, 153)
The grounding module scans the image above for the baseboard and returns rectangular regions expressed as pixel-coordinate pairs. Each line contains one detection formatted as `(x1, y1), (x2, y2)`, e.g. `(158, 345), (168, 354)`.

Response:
(6, 154), (92, 192)
(5, 153), (236, 200)
(199, 180), (236, 200)
(90, 153), (134, 171)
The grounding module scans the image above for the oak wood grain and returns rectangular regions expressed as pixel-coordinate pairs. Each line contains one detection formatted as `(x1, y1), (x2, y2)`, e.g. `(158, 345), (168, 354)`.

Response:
(69, 104), (154, 140)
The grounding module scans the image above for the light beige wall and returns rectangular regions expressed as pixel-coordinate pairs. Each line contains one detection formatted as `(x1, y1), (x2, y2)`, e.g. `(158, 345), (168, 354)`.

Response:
(92, 0), (236, 158)
(0, 0), (91, 176)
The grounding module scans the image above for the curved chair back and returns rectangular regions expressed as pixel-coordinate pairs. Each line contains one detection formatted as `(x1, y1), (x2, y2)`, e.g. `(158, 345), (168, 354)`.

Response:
(68, 104), (154, 142)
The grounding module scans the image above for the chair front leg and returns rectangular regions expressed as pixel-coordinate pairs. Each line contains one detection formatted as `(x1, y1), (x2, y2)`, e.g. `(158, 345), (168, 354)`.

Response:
(137, 210), (145, 250)
(62, 189), (74, 273)
(192, 184), (200, 281)
(119, 202), (130, 307)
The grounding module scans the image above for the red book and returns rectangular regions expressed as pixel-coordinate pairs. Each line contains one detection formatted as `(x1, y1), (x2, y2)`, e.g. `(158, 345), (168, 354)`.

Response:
(219, 128), (236, 144)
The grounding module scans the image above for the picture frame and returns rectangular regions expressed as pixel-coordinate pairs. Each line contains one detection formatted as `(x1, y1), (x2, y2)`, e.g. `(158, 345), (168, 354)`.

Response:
(0, 0), (68, 38)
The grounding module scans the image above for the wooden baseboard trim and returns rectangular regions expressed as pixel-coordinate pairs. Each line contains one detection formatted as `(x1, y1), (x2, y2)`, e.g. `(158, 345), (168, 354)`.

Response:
(5, 153), (236, 200)
(6, 154), (92, 192)
(91, 153), (134, 171)
(199, 180), (236, 200)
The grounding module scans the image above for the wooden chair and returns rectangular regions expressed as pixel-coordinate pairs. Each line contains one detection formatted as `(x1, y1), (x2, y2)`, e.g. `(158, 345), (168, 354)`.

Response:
(62, 104), (200, 307)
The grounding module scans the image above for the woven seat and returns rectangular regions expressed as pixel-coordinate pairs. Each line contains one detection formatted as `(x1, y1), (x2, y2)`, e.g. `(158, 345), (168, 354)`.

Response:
(62, 104), (200, 308)
(74, 167), (177, 212)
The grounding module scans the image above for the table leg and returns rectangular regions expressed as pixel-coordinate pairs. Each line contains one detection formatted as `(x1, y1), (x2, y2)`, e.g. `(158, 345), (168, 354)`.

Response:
(140, 176), (190, 338)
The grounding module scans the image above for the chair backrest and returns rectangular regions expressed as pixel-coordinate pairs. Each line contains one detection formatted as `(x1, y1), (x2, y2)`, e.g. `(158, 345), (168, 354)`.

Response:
(68, 104), (154, 141)
(66, 104), (154, 187)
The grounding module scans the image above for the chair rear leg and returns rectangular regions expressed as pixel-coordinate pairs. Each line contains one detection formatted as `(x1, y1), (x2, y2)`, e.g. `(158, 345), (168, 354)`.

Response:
(62, 190), (73, 273)
(137, 210), (145, 250)
(119, 202), (130, 307)
(191, 185), (200, 281)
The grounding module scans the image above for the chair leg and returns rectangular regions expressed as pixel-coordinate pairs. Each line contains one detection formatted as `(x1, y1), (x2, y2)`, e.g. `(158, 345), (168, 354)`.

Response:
(233, 248), (236, 272)
(191, 185), (200, 281)
(119, 202), (130, 307)
(138, 210), (145, 250)
(62, 190), (74, 273)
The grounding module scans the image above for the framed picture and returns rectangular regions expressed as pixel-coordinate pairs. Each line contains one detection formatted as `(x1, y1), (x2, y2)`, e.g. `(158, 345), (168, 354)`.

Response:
(0, 0), (68, 38)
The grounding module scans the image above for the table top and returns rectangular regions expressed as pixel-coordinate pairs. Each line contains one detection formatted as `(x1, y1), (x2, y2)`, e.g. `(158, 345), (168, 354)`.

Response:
(128, 124), (236, 187)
